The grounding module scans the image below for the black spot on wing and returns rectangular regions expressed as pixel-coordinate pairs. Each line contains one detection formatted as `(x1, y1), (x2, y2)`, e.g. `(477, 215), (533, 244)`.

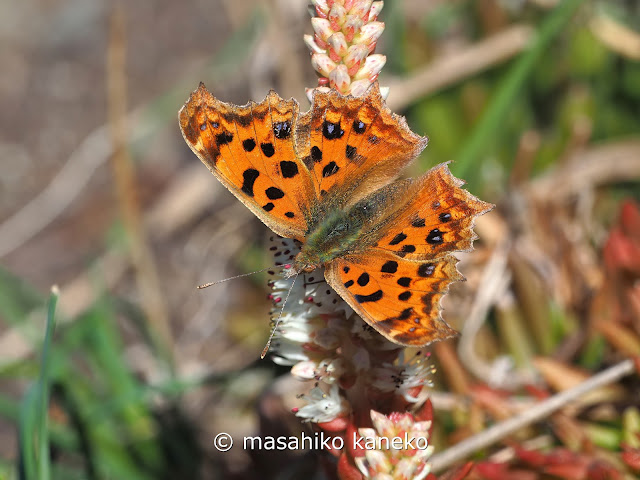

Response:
(265, 187), (285, 200)
(285, 211), (295, 218)
(345, 145), (357, 159)
(263, 202), (275, 212)
(242, 138), (256, 152)
(280, 161), (299, 178)
(322, 161), (340, 177)
(355, 290), (383, 303)
(426, 229), (444, 245)
(400, 244), (416, 254)
(241, 169), (259, 197)
(418, 263), (435, 277)
(261, 142), (275, 157)
(273, 121), (291, 139)
(357, 273), (370, 286)
(439, 212), (452, 222)
(311, 146), (323, 162)
(389, 233), (407, 246)
(344, 280), (354, 288)
(397, 277), (411, 287)
(216, 131), (234, 146)
(381, 261), (398, 273)
(353, 119), (366, 134)
(323, 121), (344, 140)
(398, 291), (412, 301)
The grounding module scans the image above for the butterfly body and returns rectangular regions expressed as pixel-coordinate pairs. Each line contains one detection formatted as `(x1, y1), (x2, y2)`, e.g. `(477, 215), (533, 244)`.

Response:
(180, 82), (493, 346)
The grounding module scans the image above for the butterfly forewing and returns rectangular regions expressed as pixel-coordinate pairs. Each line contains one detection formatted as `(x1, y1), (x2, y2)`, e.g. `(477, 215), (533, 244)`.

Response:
(179, 84), (316, 240)
(295, 85), (428, 212)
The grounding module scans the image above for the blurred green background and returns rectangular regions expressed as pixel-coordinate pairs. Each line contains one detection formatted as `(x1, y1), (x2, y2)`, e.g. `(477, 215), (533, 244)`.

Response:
(1, 0), (639, 479)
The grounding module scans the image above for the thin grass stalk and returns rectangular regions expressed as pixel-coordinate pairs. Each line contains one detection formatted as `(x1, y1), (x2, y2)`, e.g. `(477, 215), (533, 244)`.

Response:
(453, 0), (585, 187)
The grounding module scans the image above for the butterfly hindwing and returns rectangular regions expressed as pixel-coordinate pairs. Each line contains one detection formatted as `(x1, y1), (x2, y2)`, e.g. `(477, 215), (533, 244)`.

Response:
(372, 163), (493, 261)
(179, 83), (317, 240)
(325, 251), (462, 346)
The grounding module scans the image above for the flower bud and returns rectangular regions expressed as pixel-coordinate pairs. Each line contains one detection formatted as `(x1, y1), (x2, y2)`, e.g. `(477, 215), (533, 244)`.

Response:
(344, 44), (368, 69)
(348, 79), (371, 97)
(368, 1), (383, 21)
(311, 0), (330, 16)
(312, 17), (333, 42)
(328, 32), (348, 58)
(354, 21), (384, 46)
(354, 54), (386, 81)
(304, 34), (326, 54)
(342, 14), (364, 42)
(329, 64), (351, 93)
(328, 3), (347, 30)
(349, 0), (373, 20)
(311, 52), (337, 77)
(343, 0), (356, 11)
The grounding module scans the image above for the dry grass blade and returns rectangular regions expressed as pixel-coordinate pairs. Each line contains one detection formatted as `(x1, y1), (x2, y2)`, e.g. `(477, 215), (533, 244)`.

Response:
(107, 6), (173, 360)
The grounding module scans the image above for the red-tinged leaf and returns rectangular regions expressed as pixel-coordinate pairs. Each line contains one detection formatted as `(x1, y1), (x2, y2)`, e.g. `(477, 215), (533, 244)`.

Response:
(514, 445), (548, 467)
(586, 461), (622, 480)
(546, 449), (585, 465)
(544, 463), (587, 480)
(318, 415), (351, 432)
(415, 398), (434, 424)
(346, 422), (365, 458)
(523, 384), (551, 400)
(473, 462), (509, 479)
(605, 229), (640, 274)
(471, 385), (514, 420)
(437, 462), (474, 480)
(622, 444), (640, 471)
(474, 462), (537, 480)
(337, 451), (364, 480)
(620, 200), (640, 239)
(471, 384), (511, 399)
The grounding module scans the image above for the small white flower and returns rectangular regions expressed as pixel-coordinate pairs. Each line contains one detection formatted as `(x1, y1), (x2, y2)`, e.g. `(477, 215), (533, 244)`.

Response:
(296, 385), (350, 423)
(371, 351), (434, 402)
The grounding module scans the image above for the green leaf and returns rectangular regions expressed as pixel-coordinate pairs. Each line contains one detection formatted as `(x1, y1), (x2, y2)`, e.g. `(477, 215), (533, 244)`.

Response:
(18, 287), (59, 480)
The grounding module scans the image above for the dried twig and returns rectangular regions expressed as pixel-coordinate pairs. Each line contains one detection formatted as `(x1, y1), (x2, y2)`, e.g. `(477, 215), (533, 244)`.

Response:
(107, 6), (173, 359)
(429, 359), (637, 473)
(386, 25), (533, 111)
(529, 140), (640, 201)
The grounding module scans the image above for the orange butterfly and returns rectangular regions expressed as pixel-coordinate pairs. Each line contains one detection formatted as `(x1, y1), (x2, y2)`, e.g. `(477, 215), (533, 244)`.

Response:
(179, 82), (492, 346)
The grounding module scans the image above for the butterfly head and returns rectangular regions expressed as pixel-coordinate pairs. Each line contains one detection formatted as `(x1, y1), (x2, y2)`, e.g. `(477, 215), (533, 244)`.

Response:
(291, 250), (319, 276)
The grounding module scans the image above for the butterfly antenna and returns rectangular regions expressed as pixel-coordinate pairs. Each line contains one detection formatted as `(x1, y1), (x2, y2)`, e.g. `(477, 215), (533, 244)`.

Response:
(261, 272), (298, 359)
(197, 265), (284, 289)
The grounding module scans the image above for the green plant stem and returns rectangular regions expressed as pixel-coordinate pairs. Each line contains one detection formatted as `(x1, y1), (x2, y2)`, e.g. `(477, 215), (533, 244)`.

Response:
(453, 0), (585, 186)
(37, 287), (58, 480)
